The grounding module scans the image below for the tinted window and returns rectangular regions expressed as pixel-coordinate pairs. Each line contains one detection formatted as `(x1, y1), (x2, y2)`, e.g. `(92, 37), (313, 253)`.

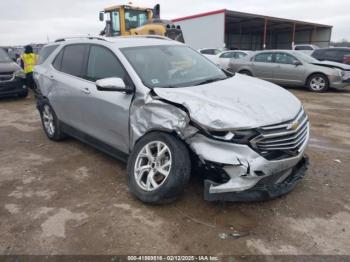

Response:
(201, 49), (220, 55)
(275, 53), (297, 65)
(220, 52), (235, 58)
(60, 45), (87, 77)
(52, 49), (63, 70)
(295, 45), (313, 50)
(254, 53), (273, 63)
(37, 45), (58, 65)
(86, 45), (126, 81)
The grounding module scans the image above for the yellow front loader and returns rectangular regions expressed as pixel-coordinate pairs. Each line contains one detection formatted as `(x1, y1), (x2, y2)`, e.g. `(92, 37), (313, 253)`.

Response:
(99, 4), (184, 43)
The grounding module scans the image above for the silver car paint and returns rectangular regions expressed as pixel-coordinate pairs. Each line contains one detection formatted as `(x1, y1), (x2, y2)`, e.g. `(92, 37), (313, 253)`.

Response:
(35, 37), (308, 195)
(228, 50), (348, 88)
(154, 74), (301, 130)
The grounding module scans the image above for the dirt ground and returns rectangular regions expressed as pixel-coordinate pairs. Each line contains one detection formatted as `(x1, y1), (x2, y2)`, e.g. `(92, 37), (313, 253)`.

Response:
(0, 87), (350, 256)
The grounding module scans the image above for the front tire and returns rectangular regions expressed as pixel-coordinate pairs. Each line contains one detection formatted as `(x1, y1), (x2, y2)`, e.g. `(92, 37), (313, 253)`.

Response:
(127, 132), (191, 204)
(18, 88), (28, 98)
(39, 101), (66, 141)
(239, 70), (253, 76)
(307, 74), (329, 93)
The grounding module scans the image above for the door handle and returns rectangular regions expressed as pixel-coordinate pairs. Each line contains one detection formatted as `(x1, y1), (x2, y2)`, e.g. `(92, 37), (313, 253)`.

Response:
(49, 75), (54, 79)
(81, 88), (91, 94)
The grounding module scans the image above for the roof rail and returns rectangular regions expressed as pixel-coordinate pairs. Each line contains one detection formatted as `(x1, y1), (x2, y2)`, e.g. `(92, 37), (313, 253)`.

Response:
(54, 36), (106, 43)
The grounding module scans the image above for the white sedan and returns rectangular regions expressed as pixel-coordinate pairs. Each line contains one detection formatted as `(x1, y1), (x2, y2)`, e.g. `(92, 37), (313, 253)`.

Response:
(214, 50), (252, 69)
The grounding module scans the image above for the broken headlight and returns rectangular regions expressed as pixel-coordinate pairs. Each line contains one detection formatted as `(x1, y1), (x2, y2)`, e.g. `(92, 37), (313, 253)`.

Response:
(208, 130), (259, 144)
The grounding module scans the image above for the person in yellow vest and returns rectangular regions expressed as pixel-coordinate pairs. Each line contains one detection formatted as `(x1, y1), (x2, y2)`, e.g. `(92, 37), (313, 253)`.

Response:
(20, 45), (38, 90)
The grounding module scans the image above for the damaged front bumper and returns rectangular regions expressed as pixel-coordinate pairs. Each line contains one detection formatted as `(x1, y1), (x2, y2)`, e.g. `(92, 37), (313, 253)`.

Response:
(204, 156), (308, 202)
(187, 133), (309, 202)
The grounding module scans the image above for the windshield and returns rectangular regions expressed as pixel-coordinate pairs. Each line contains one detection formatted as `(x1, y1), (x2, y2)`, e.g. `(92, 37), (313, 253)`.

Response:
(121, 45), (227, 88)
(125, 9), (148, 29)
(293, 51), (320, 64)
(0, 49), (12, 63)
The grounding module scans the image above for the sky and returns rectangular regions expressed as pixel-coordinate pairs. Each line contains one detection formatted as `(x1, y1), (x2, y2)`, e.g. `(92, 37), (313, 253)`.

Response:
(0, 0), (349, 46)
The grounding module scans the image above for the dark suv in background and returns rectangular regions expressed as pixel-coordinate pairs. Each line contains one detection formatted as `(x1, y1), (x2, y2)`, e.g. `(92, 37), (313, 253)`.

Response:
(312, 48), (350, 65)
(0, 48), (27, 98)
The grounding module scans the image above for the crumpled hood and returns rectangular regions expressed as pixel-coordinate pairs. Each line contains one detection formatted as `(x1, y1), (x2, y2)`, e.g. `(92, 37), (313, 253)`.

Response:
(311, 60), (350, 71)
(0, 62), (20, 73)
(154, 74), (302, 130)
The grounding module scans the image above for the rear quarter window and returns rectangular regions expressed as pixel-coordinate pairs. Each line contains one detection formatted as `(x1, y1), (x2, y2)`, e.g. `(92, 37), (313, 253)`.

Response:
(37, 45), (59, 65)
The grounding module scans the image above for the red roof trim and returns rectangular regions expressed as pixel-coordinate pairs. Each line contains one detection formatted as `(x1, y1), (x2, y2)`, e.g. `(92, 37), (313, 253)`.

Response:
(172, 9), (226, 22)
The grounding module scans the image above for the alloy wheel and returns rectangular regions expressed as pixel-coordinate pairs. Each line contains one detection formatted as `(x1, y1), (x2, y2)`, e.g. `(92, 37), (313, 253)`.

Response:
(310, 76), (326, 91)
(42, 105), (55, 136)
(134, 141), (172, 192)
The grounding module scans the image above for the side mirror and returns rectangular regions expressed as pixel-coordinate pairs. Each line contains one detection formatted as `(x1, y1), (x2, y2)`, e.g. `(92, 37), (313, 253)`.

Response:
(99, 12), (104, 22)
(96, 78), (133, 94)
(293, 60), (302, 66)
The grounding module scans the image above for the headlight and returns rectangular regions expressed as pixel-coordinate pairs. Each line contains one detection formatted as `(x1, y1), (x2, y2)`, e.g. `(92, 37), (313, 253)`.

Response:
(208, 130), (259, 144)
(14, 69), (26, 79)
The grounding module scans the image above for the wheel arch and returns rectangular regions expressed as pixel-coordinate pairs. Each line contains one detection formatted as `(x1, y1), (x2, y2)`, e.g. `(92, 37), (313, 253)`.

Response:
(305, 72), (330, 86)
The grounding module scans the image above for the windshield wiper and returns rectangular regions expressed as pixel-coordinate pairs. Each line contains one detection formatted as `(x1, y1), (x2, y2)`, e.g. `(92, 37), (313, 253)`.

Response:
(194, 77), (227, 86)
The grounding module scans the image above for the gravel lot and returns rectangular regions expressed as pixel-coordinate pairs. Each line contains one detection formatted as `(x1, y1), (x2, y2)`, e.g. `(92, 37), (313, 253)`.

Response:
(0, 88), (350, 255)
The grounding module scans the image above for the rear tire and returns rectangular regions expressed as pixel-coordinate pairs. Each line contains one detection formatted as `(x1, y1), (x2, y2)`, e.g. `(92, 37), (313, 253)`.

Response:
(307, 74), (329, 93)
(239, 70), (253, 76)
(39, 100), (66, 141)
(127, 132), (191, 204)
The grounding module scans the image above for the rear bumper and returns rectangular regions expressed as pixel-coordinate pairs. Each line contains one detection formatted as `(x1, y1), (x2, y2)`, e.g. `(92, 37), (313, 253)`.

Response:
(0, 78), (27, 97)
(204, 156), (308, 202)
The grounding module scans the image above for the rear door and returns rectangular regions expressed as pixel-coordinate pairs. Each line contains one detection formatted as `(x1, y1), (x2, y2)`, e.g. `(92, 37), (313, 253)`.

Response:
(78, 44), (134, 153)
(49, 44), (89, 130)
(273, 52), (305, 85)
(252, 52), (276, 81)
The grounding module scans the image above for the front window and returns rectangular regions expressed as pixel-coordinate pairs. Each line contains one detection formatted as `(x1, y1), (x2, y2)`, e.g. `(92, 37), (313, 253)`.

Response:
(0, 49), (12, 63)
(125, 9), (148, 30)
(275, 53), (298, 65)
(293, 51), (320, 63)
(121, 45), (227, 88)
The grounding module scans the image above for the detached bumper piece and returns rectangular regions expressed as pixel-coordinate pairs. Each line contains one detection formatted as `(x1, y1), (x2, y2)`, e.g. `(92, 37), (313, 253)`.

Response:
(204, 156), (309, 202)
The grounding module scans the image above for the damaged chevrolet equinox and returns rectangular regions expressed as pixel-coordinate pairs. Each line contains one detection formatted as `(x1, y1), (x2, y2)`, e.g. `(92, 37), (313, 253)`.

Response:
(34, 36), (309, 203)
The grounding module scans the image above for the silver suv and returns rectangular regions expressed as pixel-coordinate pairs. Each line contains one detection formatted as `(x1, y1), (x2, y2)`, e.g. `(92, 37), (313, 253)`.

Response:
(34, 36), (309, 203)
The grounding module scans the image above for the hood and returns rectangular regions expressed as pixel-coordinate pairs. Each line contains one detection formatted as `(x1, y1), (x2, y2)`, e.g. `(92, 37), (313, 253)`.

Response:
(311, 60), (350, 71)
(0, 61), (20, 73)
(154, 74), (301, 130)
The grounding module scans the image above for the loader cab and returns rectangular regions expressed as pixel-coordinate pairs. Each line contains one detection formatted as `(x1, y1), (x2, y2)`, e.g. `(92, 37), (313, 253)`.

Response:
(100, 5), (153, 37)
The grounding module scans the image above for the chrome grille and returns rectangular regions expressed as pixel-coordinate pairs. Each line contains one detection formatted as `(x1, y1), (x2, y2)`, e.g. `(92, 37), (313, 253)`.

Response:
(0, 72), (14, 82)
(251, 109), (309, 158)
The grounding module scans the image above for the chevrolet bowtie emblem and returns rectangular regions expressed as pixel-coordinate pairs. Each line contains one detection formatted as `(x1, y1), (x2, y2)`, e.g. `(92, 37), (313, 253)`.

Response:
(287, 121), (299, 130)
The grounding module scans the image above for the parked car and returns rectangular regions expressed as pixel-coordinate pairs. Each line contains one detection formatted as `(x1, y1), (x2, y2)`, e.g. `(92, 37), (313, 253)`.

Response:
(312, 47), (350, 65)
(213, 50), (253, 69)
(0, 48), (27, 98)
(34, 36), (309, 203)
(228, 50), (350, 92)
(293, 44), (319, 55)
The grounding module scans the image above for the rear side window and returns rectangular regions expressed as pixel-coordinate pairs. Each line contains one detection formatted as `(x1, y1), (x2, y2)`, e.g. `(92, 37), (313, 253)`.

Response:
(86, 45), (126, 81)
(37, 45), (58, 65)
(254, 53), (273, 63)
(201, 49), (216, 55)
(60, 45), (88, 77)
(220, 52), (235, 58)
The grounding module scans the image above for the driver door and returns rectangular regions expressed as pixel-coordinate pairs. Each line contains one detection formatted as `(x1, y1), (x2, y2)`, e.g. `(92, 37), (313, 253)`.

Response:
(79, 44), (134, 153)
